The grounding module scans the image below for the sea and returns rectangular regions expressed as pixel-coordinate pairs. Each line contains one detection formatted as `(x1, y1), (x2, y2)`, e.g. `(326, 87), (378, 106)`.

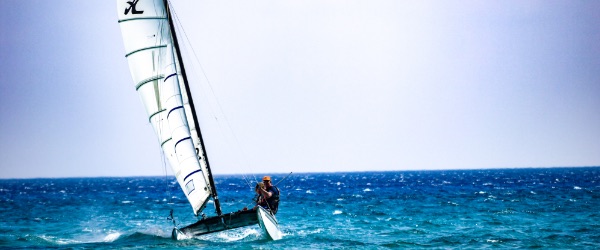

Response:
(1, 167), (599, 249)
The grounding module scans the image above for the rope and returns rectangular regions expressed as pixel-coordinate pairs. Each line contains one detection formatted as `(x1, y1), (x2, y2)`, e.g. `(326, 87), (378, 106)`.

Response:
(275, 172), (293, 186)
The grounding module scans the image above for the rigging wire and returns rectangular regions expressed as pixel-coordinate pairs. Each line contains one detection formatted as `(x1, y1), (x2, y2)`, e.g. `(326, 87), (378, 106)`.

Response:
(169, 2), (259, 190)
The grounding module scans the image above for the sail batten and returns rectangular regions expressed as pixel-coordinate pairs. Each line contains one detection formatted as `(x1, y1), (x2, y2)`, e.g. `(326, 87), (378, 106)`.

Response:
(174, 136), (192, 149)
(118, 17), (167, 23)
(135, 75), (164, 90)
(148, 109), (166, 122)
(160, 137), (172, 147)
(125, 45), (168, 58)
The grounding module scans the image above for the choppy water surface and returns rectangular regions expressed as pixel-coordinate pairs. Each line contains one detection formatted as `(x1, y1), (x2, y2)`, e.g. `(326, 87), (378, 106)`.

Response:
(1, 167), (599, 249)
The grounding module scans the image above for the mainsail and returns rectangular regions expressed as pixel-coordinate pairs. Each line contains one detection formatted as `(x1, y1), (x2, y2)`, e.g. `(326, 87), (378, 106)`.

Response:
(116, 0), (218, 216)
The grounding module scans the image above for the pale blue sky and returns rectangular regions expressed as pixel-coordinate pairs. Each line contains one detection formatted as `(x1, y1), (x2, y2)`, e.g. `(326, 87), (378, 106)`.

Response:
(1, 0), (599, 178)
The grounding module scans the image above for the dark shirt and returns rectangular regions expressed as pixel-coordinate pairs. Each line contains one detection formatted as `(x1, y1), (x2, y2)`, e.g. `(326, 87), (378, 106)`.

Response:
(265, 185), (280, 214)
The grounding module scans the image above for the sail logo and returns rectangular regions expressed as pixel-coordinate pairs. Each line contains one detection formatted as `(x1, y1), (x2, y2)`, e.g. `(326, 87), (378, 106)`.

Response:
(124, 0), (144, 15)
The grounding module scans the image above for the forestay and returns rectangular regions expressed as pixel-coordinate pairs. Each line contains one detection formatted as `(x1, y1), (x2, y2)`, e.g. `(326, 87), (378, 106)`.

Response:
(116, 0), (212, 215)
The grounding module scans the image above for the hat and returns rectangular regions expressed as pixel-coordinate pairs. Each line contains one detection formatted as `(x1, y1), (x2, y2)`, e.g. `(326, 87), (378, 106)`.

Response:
(262, 176), (271, 181)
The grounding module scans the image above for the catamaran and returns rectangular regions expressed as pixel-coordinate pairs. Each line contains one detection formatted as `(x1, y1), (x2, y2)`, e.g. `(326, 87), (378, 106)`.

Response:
(116, 0), (282, 240)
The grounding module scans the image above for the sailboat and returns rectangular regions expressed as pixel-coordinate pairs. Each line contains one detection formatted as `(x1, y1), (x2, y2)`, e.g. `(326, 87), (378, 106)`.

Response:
(116, 0), (282, 240)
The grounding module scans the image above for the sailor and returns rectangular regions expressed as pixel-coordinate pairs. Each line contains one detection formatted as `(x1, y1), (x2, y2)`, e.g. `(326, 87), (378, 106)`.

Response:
(258, 176), (280, 215)
(253, 182), (268, 210)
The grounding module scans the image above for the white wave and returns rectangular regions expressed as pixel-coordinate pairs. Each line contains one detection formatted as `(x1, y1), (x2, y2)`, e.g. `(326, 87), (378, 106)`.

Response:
(39, 235), (80, 245)
(121, 201), (133, 204)
(333, 210), (342, 215)
(363, 188), (372, 192)
(203, 227), (261, 242)
(337, 198), (344, 201)
(296, 228), (324, 236)
(103, 232), (121, 242)
(574, 186), (582, 190)
(306, 190), (313, 194)
(280, 228), (292, 237)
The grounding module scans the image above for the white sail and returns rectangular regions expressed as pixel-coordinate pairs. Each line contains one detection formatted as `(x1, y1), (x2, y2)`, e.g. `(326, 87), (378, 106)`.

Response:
(117, 0), (211, 215)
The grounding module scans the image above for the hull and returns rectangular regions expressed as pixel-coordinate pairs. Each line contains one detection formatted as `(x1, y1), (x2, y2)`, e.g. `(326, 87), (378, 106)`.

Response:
(172, 209), (258, 239)
(257, 207), (283, 240)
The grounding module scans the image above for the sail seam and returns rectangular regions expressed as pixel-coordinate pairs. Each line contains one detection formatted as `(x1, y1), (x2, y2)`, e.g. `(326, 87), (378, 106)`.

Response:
(135, 75), (165, 91)
(125, 45), (167, 58)
(118, 17), (167, 23)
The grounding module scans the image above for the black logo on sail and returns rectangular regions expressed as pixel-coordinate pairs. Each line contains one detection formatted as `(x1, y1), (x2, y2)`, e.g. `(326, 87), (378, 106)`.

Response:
(124, 0), (144, 15)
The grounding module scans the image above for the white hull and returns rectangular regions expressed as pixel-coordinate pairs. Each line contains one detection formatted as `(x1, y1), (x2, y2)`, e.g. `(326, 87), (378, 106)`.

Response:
(257, 207), (282, 240)
(171, 228), (190, 240)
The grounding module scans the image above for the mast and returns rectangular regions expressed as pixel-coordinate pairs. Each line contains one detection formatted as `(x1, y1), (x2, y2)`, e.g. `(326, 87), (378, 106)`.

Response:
(164, 0), (222, 216)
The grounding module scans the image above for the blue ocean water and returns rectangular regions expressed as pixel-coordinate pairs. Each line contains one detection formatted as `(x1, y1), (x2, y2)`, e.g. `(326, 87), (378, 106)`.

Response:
(1, 167), (599, 249)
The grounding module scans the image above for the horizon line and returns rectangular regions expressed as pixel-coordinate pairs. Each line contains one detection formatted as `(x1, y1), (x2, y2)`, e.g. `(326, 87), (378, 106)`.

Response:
(1, 165), (598, 180)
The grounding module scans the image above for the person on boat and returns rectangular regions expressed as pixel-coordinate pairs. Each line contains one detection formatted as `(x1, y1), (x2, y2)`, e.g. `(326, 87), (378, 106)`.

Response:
(253, 182), (268, 210)
(258, 176), (280, 215)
